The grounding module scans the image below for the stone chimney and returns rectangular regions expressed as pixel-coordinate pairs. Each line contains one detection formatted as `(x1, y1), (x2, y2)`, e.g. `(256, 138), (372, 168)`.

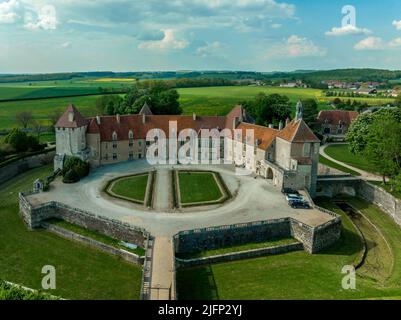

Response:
(96, 115), (101, 125)
(279, 121), (284, 130)
(142, 113), (146, 124)
(285, 118), (290, 127)
(232, 117), (239, 130)
(193, 113), (197, 121)
(116, 114), (120, 124)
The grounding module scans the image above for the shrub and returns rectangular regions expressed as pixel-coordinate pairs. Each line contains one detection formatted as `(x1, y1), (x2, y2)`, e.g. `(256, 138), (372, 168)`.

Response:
(3, 128), (43, 153)
(63, 169), (80, 184)
(62, 157), (90, 183)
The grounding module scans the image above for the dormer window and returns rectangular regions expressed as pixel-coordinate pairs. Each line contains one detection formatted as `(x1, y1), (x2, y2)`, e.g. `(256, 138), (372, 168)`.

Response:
(68, 112), (74, 122)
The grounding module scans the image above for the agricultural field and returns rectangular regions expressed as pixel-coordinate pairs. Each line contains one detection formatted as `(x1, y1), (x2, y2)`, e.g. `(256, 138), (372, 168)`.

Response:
(0, 84), (395, 130)
(177, 198), (401, 300)
(0, 165), (142, 300)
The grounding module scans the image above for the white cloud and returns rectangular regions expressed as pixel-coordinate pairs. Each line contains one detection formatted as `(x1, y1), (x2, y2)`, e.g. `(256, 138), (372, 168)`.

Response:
(271, 35), (326, 58)
(389, 38), (401, 47)
(393, 20), (401, 30)
(24, 4), (58, 31)
(60, 41), (71, 49)
(271, 23), (282, 29)
(354, 37), (384, 50)
(138, 29), (188, 51)
(325, 25), (371, 36)
(0, 0), (22, 24)
(196, 41), (224, 57)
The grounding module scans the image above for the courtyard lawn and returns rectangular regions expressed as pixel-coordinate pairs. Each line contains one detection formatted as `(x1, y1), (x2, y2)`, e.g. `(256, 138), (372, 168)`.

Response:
(109, 174), (149, 203)
(319, 155), (361, 176)
(178, 172), (223, 204)
(0, 165), (143, 300)
(325, 144), (378, 174)
(176, 238), (299, 260)
(177, 198), (401, 300)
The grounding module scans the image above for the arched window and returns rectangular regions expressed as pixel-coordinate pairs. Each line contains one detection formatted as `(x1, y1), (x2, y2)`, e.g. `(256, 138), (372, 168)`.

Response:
(112, 131), (118, 149)
(112, 131), (118, 141)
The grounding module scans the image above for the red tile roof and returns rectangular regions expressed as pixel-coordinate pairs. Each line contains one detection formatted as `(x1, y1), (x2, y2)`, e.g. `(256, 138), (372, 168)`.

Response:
(55, 104), (88, 128)
(317, 110), (359, 125)
(278, 120), (320, 143)
(236, 123), (278, 149)
(87, 114), (227, 141)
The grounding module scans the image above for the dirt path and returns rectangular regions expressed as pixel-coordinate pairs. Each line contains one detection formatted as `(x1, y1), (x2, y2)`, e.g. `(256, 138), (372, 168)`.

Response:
(320, 143), (382, 181)
(153, 169), (172, 212)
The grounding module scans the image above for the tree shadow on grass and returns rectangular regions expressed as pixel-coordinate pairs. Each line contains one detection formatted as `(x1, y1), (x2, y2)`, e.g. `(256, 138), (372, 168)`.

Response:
(176, 265), (219, 300)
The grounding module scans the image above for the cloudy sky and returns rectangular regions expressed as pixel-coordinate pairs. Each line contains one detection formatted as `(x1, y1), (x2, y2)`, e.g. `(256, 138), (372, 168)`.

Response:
(1, 0), (401, 73)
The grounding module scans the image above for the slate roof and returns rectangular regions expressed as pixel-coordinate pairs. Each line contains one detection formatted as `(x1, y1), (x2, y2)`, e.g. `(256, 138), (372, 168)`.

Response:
(55, 104), (88, 128)
(317, 110), (359, 125)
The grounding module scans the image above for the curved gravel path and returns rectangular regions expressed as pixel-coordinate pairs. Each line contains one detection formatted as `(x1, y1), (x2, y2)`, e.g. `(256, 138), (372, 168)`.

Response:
(320, 143), (382, 182)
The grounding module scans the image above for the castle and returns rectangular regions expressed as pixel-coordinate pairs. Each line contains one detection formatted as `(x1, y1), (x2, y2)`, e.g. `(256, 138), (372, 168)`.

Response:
(54, 101), (320, 196)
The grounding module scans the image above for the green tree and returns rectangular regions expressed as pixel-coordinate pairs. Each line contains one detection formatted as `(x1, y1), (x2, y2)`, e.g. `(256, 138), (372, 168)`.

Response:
(346, 108), (401, 154)
(364, 117), (401, 183)
(301, 99), (318, 127)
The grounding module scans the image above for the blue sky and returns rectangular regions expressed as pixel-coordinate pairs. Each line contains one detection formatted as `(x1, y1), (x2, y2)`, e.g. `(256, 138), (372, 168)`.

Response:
(1, 0), (401, 73)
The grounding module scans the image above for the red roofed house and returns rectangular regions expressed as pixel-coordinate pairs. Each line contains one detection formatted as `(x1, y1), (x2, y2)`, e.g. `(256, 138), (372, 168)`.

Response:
(317, 110), (359, 137)
(55, 101), (321, 195)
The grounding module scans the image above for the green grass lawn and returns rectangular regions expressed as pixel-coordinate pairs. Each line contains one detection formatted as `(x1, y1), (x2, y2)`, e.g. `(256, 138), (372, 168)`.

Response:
(177, 198), (401, 300)
(325, 144), (378, 174)
(0, 165), (142, 300)
(178, 172), (223, 204)
(319, 155), (361, 176)
(176, 238), (299, 260)
(48, 219), (146, 257)
(109, 174), (149, 203)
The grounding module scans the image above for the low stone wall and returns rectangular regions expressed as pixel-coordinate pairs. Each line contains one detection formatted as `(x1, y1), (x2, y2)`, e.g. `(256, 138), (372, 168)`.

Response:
(174, 217), (341, 255)
(42, 222), (144, 265)
(19, 193), (147, 248)
(357, 180), (401, 226)
(176, 242), (303, 268)
(0, 150), (55, 185)
(174, 219), (292, 254)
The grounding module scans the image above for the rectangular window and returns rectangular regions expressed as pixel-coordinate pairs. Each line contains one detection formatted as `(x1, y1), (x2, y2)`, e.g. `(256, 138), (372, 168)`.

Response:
(138, 154), (142, 159)
(113, 153), (117, 160)
(303, 143), (311, 157)
(113, 143), (117, 149)
(129, 152), (134, 160)
(129, 140), (134, 147)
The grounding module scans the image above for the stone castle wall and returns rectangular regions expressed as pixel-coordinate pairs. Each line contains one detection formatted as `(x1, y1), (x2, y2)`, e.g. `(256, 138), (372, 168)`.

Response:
(19, 193), (147, 247)
(174, 217), (341, 255)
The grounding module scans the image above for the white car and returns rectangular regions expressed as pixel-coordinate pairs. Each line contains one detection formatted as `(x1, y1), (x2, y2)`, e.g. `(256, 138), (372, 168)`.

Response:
(286, 194), (304, 202)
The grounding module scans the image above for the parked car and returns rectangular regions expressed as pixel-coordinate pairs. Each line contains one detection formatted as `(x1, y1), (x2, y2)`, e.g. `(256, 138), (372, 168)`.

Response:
(289, 200), (311, 209)
(286, 193), (304, 202)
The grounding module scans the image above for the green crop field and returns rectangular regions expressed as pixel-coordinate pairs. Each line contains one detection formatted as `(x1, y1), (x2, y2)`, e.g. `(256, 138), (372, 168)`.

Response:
(0, 165), (142, 300)
(177, 198), (401, 300)
(0, 85), (395, 130)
